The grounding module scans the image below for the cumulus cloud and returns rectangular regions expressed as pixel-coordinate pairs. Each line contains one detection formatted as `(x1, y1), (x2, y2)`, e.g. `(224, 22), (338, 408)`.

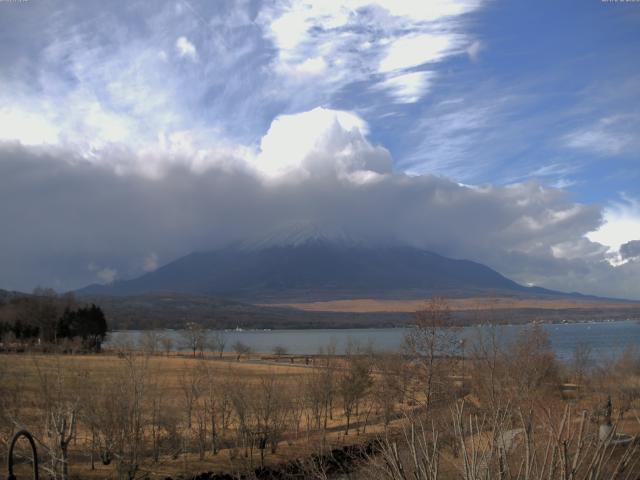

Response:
(0, 0), (485, 176)
(587, 195), (640, 257)
(0, 105), (633, 299)
(254, 107), (391, 178)
(175, 36), (198, 61)
(143, 253), (159, 272)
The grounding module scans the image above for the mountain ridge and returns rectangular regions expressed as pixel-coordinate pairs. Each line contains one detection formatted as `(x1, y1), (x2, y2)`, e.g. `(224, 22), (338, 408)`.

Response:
(77, 239), (586, 302)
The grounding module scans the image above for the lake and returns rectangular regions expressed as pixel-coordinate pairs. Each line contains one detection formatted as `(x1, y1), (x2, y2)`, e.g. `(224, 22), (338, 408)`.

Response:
(106, 319), (640, 362)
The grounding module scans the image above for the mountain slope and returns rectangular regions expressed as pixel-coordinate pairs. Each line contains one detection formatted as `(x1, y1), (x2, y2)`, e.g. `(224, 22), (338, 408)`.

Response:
(78, 241), (552, 301)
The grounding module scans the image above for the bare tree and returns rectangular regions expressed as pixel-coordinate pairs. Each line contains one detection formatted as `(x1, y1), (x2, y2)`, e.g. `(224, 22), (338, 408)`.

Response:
(252, 372), (290, 465)
(469, 322), (507, 412)
(232, 341), (252, 361)
(506, 324), (560, 406)
(316, 344), (337, 444)
(139, 330), (160, 355)
(272, 345), (288, 357)
(405, 297), (459, 410)
(369, 400), (640, 480)
(146, 370), (176, 464)
(610, 345), (640, 420)
(32, 357), (86, 480)
(179, 363), (204, 430)
(181, 322), (206, 357)
(229, 375), (253, 459)
(209, 330), (227, 359)
(160, 335), (174, 356)
(202, 364), (222, 455)
(373, 352), (404, 428)
(31, 287), (66, 344)
(89, 354), (150, 480)
(572, 341), (592, 386)
(303, 371), (325, 431)
(338, 352), (373, 435)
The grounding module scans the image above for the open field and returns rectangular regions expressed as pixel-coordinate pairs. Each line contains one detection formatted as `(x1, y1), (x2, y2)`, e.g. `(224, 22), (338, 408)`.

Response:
(268, 296), (640, 313)
(0, 351), (421, 479)
(3, 316), (640, 480)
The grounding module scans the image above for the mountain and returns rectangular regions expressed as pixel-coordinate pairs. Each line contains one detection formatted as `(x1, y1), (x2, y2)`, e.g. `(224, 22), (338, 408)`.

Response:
(0, 288), (26, 303)
(78, 239), (561, 301)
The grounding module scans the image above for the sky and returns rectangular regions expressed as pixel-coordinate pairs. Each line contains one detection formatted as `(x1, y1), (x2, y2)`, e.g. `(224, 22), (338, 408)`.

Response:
(0, 0), (639, 299)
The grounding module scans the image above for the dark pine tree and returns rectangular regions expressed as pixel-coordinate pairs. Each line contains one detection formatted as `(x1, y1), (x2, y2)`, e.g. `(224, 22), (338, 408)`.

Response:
(56, 304), (108, 351)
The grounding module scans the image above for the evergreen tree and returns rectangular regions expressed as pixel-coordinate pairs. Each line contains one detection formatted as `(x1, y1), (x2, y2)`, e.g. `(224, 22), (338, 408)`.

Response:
(56, 304), (108, 351)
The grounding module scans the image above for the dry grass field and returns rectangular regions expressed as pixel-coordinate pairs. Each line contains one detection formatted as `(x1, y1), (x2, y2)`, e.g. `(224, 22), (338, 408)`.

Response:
(3, 313), (640, 480)
(268, 296), (640, 313)
(1, 351), (418, 479)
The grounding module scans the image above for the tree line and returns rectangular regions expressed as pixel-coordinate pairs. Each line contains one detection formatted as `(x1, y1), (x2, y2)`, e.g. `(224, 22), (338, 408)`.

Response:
(0, 288), (108, 352)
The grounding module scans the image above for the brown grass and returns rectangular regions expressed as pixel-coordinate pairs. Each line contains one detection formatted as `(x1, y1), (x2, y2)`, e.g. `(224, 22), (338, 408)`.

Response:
(266, 296), (639, 313)
(2, 352), (411, 479)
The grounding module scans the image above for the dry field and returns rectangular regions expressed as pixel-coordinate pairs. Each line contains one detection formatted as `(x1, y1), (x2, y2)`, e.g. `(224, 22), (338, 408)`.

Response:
(1, 351), (417, 479)
(3, 319), (640, 480)
(268, 296), (640, 313)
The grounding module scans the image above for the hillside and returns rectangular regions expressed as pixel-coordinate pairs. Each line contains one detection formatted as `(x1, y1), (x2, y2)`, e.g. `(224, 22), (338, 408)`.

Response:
(78, 240), (560, 301)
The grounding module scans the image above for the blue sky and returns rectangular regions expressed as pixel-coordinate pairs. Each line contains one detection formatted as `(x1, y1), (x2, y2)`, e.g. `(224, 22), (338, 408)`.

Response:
(0, 0), (639, 297)
(377, 1), (640, 190)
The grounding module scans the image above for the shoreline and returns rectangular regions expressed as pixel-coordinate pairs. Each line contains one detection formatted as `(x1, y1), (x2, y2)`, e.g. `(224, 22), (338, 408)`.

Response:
(107, 316), (640, 333)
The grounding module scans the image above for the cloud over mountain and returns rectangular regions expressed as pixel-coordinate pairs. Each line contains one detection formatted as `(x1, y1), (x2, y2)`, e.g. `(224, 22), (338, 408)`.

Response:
(1, 106), (636, 299)
(0, 0), (639, 299)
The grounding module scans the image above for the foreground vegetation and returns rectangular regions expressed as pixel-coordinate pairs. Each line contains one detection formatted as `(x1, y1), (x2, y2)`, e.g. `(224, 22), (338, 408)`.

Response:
(1, 298), (640, 479)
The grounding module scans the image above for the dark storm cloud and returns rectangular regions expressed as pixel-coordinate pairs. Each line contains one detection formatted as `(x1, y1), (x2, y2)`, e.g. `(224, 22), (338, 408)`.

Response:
(620, 240), (640, 260)
(2, 140), (633, 299)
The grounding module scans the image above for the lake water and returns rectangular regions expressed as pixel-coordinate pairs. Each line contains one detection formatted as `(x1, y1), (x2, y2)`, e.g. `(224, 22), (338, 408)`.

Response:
(107, 320), (640, 362)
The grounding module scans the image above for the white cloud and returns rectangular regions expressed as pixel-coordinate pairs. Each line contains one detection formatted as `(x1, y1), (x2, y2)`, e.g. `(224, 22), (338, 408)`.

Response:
(269, 7), (314, 54)
(143, 253), (159, 272)
(0, 0), (486, 185)
(96, 268), (117, 285)
(378, 33), (460, 73)
(175, 36), (198, 61)
(276, 56), (328, 77)
(296, 57), (327, 75)
(564, 115), (639, 156)
(376, 71), (434, 103)
(587, 195), (640, 263)
(466, 40), (483, 61)
(373, 0), (482, 21)
(401, 97), (501, 179)
(88, 263), (118, 284)
(261, 0), (481, 108)
(254, 107), (391, 178)
(0, 107), (60, 145)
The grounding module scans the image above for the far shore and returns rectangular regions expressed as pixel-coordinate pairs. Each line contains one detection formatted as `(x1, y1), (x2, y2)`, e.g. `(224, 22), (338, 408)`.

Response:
(263, 296), (640, 313)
